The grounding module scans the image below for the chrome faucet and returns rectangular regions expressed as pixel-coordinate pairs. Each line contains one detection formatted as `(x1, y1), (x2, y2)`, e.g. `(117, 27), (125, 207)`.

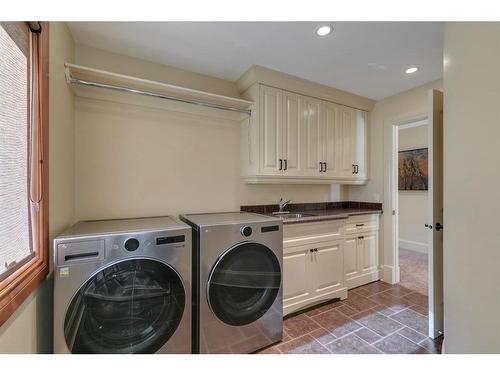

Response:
(278, 197), (291, 213)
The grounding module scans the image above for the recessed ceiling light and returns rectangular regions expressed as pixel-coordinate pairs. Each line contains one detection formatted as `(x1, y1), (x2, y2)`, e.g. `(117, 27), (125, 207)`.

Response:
(405, 66), (419, 74)
(316, 25), (333, 37)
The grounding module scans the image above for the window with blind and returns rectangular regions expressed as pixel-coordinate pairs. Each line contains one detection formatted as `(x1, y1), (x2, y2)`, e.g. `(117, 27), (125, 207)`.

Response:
(0, 22), (48, 326)
(0, 22), (32, 280)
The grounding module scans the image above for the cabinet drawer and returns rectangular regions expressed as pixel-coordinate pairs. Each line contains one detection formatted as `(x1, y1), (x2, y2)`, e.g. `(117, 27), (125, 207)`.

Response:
(345, 214), (379, 234)
(283, 220), (344, 249)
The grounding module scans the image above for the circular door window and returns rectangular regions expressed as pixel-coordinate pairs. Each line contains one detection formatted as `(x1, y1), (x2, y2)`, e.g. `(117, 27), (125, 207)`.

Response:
(64, 258), (185, 354)
(207, 242), (281, 326)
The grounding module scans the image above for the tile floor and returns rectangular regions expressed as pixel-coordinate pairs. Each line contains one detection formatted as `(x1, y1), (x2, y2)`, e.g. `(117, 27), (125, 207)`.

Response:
(257, 281), (443, 354)
(399, 248), (428, 295)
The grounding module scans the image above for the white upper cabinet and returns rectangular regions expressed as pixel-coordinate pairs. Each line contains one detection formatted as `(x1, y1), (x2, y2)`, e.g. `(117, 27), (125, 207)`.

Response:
(241, 83), (368, 184)
(321, 101), (340, 177)
(338, 106), (356, 178)
(303, 97), (323, 177)
(259, 85), (283, 175)
(354, 109), (367, 180)
(282, 91), (304, 176)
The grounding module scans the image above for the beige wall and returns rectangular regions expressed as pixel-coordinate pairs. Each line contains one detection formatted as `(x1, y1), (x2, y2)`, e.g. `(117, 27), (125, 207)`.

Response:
(398, 125), (428, 253)
(443, 22), (500, 353)
(75, 44), (240, 98)
(348, 79), (442, 282)
(73, 46), (336, 221)
(0, 22), (75, 353)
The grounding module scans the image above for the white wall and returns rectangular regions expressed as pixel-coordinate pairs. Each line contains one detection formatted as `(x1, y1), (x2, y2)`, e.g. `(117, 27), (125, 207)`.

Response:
(398, 125), (428, 253)
(348, 79), (442, 283)
(443, 22), (500, 353)
(73, 45), (343, 221)
(0, 22), (75, 353)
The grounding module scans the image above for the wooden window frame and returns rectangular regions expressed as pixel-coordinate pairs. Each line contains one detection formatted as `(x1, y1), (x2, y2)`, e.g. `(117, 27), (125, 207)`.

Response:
(0, 22), (49, 327)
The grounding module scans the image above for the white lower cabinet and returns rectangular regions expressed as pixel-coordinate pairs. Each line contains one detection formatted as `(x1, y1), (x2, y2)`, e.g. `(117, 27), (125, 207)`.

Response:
(283, 239), (347, 316)
(282, 214), (381, 315)
(344, 231), (380, 289)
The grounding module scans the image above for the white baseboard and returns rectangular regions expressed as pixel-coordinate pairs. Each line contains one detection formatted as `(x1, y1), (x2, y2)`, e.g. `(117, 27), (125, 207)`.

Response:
(346, 272), (380, 289)
(381, 265), (400, 284)
(399, 239), (428, 253)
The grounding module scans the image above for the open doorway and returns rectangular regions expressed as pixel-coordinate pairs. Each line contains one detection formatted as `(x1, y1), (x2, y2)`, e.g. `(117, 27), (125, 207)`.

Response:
(397, 120), (429, 296)
(389, 89), (444, 339)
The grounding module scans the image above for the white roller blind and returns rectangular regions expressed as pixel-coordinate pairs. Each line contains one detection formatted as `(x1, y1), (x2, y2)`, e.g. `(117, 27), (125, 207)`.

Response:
(0, 22), (32, 279)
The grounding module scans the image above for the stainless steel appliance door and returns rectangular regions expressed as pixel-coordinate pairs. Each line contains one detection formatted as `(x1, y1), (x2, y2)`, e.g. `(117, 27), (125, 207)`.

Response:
(64, 258), (185, 354)
(206, 241), (281, 326)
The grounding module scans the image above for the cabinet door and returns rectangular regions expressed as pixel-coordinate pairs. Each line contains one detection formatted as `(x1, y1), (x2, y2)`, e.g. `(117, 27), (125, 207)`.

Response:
(360, 232), (378, 274)
(303, 97), (322, 176)
(344, 236), (358, 281)
(283, 248), (311, 306)
(354, 109), (367, 180)
(338, 105), (356, 178)
(312, 241), (343, 295)
(322, 102), (340, 177)
(282, 91), (303, 176)
(259, 85), (283, 175)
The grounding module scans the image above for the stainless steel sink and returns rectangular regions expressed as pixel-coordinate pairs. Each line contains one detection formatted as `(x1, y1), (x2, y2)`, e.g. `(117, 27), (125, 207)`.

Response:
(271, 212), (316, 219)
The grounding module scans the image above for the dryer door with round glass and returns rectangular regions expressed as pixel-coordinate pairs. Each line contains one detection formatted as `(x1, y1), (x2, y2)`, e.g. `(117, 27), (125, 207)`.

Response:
(64, 258), (185, 354)
(207, 242), (281, 326)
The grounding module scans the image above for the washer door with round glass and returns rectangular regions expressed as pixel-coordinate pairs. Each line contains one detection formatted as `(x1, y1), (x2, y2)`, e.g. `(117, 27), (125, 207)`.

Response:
(64, 258), (185, 354)
(207, 242), (281, 326)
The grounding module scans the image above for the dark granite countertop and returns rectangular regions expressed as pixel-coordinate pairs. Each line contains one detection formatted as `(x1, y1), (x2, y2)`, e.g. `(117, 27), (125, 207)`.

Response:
(240, 201), (382, 225)
(276, 208), (382, 224)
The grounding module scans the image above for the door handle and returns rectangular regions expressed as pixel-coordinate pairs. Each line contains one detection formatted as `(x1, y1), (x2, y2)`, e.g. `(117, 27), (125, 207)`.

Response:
(284, 159), (288, 171)
(279, 159), (283, 171)
(425, 223), (433, 229)
(435, 222), (443, 231)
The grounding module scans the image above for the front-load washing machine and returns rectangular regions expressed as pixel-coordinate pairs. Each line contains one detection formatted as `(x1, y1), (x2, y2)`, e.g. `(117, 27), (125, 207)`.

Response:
(53, 216), (191, 354)
(180, 212), (283, 354)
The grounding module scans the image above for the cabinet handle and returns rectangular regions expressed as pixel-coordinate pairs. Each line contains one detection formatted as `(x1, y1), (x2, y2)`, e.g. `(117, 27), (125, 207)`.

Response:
(284, 159), (288, 171)
(314, 248), (318, 252)
(319, 162), (322, 172)
(352, 164), (356, 174)
(356, 223), (365, 227)
(309, 249), (314, 253)
(355, 165), (359, 174)
(358, 236), (364, 239)
(279, 159), (283, 171)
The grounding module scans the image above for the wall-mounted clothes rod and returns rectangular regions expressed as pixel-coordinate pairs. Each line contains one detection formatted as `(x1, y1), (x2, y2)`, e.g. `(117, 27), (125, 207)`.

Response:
(68, 76), (252, 116)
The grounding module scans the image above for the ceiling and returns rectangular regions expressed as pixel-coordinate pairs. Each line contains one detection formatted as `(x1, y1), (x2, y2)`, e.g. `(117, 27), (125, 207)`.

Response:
(67, 22), (444, 100)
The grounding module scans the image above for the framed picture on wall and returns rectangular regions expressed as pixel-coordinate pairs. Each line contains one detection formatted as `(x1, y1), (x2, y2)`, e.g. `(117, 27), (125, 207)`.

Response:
(398, 148), (428, 190)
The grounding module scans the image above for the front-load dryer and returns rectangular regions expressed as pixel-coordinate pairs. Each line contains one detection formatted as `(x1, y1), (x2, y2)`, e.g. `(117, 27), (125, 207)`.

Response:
(180, 212), (283, 354)
(53, 216), (191, 354)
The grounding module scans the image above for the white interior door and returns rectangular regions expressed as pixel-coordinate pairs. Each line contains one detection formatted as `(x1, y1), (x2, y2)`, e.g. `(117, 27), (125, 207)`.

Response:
(427, 89), (444, 339)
